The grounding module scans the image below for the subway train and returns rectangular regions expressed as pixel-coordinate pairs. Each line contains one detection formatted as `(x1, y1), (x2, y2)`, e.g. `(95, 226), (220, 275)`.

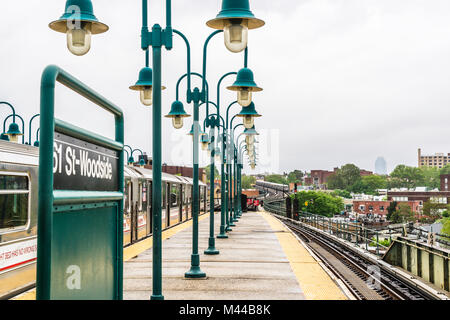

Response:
(255, 180), (290, 195)
(0, 139), (210, 299)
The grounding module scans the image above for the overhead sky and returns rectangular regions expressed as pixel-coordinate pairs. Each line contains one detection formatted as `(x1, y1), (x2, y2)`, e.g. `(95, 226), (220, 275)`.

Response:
(1, 0), (450, 175)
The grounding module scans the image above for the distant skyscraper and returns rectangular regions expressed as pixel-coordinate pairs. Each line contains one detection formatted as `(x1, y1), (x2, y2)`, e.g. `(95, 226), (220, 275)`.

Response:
(375, 157), (387, 175)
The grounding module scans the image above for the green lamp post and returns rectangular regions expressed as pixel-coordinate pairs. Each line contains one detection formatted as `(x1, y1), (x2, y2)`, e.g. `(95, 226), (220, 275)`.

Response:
(3, 114), (25, 144)
(33, 128), (41, 147)
(227, 67), (263, 107)
(207, 0), (265, 53)
(165, 101), (191, 129)
(130, 67), (167, 106)
(236, 102), (261, 129)
(28, 114), (40, 145)
(49, 0), (109, 56)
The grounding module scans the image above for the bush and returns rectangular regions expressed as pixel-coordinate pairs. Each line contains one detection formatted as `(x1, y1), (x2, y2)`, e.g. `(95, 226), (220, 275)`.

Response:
(291, 191), (344, 217)
(370, 237), (391, 247)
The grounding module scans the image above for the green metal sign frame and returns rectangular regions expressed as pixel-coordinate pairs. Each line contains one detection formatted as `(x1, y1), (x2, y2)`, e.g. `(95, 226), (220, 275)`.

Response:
(36, 65), (124, 300)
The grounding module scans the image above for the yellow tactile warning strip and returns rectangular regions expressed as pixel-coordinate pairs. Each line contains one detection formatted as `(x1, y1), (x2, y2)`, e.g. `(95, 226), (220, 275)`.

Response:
(260, 211), (348, 300)
(123, 212), (209, 261)
(12, 212), (210, 300)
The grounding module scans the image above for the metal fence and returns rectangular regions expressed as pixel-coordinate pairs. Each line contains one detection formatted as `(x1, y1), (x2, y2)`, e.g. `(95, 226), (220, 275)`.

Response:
(264, 197), (450, 257)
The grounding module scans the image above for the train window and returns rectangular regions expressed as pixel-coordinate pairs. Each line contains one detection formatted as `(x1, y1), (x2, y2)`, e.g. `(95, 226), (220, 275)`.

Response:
(162, 182), (166, 209)
(142, 182), (148, 210)
(182, 185), (186, 204)
(139, 183), (143, 211)
(171, 184), (178, 208)
(127, 182), (132, 213)
(0, 173), (30, 232)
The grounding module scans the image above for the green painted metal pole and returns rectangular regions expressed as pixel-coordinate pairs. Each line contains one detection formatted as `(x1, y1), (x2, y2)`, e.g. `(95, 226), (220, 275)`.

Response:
(205, 126), (219, 254)
(218, 131), (229, 237)
(185, 89), (206, 278)
(28, 114), (40, 145)
(150, 25), (164, 300)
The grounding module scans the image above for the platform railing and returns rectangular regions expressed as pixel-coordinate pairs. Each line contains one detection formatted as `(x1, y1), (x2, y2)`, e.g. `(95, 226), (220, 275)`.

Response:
(265, 197), (450, 256)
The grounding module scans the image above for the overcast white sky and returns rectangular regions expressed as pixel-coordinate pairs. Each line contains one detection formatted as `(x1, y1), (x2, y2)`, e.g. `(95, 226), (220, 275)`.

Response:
(1, 0), (450, 175)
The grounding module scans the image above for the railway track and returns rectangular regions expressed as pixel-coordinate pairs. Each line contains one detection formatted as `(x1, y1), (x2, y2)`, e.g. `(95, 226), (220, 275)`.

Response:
(283, 219), (438, 300)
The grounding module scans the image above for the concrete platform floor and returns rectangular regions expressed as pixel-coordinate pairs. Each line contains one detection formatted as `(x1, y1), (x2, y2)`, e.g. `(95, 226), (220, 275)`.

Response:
(123, 210), (346, 300)
(124, 211), (304, 300)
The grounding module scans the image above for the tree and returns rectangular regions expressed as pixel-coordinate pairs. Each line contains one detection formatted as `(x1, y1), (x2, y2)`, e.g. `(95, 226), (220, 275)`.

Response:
(331, 189), (352, 199)
(242, 175), (256, 189)
(392, 203), (414, 223)
(339, 164), (362, 189)
(350, 174), (388, 194)
(287, 170), (303, 183)
(441, 218), (450, 237)
(327, 173), (344, 190)
(265, 174), (288, 185)
(422, 201), (447, 222)
(420, 166), (440, 189)
(292, 191), (344, 217)
(389, 165), (425, 189)
(204, 165), (219, 181)
(386, 201), (398, 221)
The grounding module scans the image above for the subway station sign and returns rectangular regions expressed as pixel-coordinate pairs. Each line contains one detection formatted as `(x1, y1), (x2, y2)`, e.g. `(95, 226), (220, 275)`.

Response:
(53, 132), (119, 191)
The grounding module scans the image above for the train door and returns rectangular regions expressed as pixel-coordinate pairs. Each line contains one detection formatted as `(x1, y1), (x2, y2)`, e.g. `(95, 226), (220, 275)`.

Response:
(177, 184), (183, 222)
(162, 181), (167, 229)
(147, 181), (152, 236)
(169, 183), (179, 226)
(124, 179), (132, 245)
(166, 183), (171, 228)
(137, 180), (148, 240)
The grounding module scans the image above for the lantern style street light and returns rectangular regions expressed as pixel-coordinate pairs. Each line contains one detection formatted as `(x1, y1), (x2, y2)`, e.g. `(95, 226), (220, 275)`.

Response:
(237, 102), (261, 129)
(206, 0), (265, 53)
(165, 101), (190, 129)
(227, 67), (262, 107)
(130, 66), (167, 106)
(49, 0), (109, 56)
(3, 114), (25, 143)
(49, 0), (264, 300)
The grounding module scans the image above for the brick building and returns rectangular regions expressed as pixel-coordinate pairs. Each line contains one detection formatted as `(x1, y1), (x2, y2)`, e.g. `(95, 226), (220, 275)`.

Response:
(441, 174), (450, 191)
(304, 168), (373, 187)
(387, 190), (450, 206)
(353, 200), (422, 216)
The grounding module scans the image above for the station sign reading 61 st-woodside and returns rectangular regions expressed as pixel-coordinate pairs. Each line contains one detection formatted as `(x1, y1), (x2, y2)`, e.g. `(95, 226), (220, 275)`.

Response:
(53, 132), (119, 192)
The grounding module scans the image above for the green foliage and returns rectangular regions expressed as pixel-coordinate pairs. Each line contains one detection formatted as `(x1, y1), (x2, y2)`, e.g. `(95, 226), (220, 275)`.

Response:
(389, 165), (425, 189)
(204, 165), (219, 181)
(389, 203), (414, 223)
(331, 189), (352, 199)
(420, 166), (440, 189)
(291, 191), (344, 217)
(350, 175), (388, 195)
(422, 201), (447, 222)
(441, 218), (450, 237)
(242, 175), (256, 189)
(327, 163), (361, 191)
(287, 170), (304, 183)
(370, 237), (392, 247)
(440, 164), (450, 175)
(265, 174), (288, 185)
(386, 201), (398, 221)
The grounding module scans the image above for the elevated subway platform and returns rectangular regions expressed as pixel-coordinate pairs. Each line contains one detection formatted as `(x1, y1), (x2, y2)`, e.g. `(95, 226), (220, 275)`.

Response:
(124, 210), (348, 300)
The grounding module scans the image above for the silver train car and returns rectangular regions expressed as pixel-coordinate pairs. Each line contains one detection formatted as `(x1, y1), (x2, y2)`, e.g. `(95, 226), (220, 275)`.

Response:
(0, 140), (209, 299)
(255, 180), (289, 195)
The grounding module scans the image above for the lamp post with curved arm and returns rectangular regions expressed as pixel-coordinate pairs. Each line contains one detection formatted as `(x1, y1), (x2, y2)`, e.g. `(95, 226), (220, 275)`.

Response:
(3, 114), (25, 144)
